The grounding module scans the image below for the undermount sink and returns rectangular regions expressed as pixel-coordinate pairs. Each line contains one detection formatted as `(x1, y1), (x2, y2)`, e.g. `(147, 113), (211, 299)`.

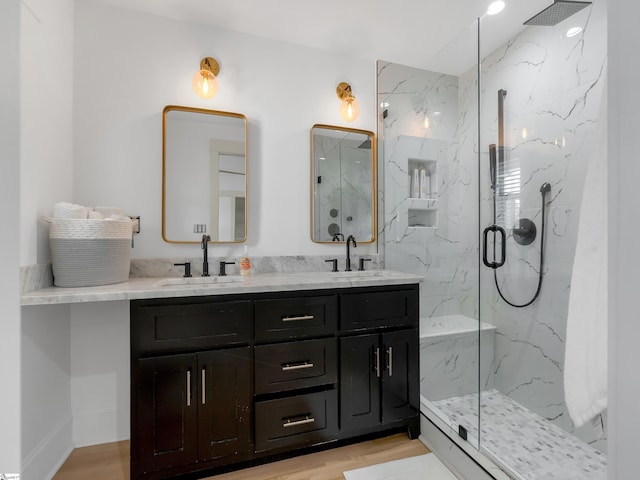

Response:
(325, 270), (388, 278)
(154, 276), (245, 288)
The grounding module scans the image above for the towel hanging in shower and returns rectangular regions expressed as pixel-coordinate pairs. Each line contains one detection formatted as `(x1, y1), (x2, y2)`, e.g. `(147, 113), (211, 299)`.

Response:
(564, 79), (608, 429)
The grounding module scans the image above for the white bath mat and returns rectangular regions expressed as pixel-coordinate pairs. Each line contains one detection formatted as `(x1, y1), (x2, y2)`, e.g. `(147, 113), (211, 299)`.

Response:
(343, 453), (458, 480)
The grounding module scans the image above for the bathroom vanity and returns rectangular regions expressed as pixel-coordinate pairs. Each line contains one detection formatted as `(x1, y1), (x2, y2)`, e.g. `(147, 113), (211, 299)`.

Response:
(130, 282), (419, 479)
(21, 270), (420, 480)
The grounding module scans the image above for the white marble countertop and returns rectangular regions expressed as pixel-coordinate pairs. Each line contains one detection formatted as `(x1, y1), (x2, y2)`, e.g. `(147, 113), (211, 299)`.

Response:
(20, 270), (423, 306)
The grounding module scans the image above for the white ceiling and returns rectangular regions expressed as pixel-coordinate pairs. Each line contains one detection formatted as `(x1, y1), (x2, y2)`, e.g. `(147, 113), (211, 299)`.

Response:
(77, 0), (553, 73)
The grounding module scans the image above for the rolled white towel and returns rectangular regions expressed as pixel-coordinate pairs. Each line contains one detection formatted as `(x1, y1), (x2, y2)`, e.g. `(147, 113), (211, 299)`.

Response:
(53, 202), (89, 219)
(95, 206), (125, 218)
(88, 210), (104, 219)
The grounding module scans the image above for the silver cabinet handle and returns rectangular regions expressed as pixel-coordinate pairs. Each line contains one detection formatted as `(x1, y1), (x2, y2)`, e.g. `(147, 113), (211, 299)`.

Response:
(186, 370), (191, 407)
(282, 416), (315, 428)
(281, 315), (314, 322)
(387, 346), (393, 377)
(201, 367), (206, 405)
(282, 362), (314, 371)
(374, 347), (381, 378)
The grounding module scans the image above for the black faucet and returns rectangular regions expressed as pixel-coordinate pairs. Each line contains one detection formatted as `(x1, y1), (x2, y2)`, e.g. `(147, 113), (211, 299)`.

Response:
(219, 261), (235, 276)
(345, 235), (357, 271)
(201, 234), (211, 276)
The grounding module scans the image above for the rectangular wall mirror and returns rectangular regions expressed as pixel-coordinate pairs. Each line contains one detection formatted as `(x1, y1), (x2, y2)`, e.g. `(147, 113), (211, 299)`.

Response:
(162, 105), (248, 243)
(311, 124), (377, 243)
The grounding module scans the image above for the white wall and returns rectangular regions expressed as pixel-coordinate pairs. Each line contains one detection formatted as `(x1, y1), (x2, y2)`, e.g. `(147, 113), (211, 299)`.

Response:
(70, 302), (130, 447)
(20, 0), (75, 266)
(19, 0), (75, 478)
(608, 0), (640, 478)
(73, 2), (377, 260)
(0, 0), (22, 473)
(21, 305), (72, 480)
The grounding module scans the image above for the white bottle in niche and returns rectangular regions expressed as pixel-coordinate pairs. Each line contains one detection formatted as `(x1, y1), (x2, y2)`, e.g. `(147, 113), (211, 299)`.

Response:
(419, 169), (430, 199)
(411, 169), (420, 198)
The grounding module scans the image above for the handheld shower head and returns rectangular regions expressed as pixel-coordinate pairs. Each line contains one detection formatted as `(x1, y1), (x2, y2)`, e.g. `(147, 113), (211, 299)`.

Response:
(540, 182), (551, 194)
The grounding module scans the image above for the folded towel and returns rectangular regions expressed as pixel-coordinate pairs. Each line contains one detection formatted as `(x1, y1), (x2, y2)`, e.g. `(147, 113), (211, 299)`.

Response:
(564, 83), (607, 428)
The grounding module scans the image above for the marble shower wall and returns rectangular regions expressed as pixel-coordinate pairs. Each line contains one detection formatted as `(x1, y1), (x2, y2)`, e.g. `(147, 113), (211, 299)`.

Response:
(377, 62), (480, 322)
(379, 0), (607, 453)
(475, 0), (607, 451)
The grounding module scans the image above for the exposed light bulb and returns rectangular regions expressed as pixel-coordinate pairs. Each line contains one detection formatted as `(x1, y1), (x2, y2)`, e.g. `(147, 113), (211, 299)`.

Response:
(486, 1), (506, 15)
(340, 97), (360, 122)
(192, 69), (218, 99)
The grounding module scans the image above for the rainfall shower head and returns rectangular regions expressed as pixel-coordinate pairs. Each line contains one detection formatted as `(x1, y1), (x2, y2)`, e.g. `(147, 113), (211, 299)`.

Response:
(524, 1), (591, 26)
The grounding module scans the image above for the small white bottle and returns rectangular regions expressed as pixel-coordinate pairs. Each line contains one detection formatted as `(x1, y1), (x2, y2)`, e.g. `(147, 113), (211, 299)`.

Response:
(419, 169), (430, 199)
(411, 169), (420, 198)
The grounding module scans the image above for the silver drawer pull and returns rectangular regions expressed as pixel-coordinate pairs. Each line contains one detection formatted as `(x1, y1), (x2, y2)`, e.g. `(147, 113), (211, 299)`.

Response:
(282, 416), (315, 428)
(387, 346), (393, 377)
(186, 370), (191, 407)
(282, 362), (315, 372)
(281, 315), (314, 322)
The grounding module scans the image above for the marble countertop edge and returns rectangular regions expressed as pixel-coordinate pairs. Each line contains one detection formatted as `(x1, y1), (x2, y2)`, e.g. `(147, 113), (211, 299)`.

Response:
(20, 271), (423, 306)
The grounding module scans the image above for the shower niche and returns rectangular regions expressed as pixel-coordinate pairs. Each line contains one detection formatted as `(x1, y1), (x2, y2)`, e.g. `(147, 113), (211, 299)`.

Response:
(402, 136), (441, 229)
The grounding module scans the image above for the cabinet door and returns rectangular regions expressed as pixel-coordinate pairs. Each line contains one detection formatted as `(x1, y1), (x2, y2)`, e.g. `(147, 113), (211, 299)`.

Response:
(137, 354), (198, 472)
(339, 334), (381, 432)
(198, 347), (252, 462)
(381, 329), (419, 424)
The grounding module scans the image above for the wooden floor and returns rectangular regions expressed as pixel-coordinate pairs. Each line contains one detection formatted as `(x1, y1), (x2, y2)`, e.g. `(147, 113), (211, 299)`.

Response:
(53, 434), (429, 480)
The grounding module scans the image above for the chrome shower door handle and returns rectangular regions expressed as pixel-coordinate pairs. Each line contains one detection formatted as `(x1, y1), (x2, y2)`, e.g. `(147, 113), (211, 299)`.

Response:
(483, 225), (506, 269)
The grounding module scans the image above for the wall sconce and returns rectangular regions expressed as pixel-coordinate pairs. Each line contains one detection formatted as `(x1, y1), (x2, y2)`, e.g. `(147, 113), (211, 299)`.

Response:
(336, 82), (360, 122)
(192, 57), (220, 99)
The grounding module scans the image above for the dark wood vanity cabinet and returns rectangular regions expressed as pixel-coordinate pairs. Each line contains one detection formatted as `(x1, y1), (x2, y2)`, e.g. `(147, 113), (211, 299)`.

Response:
(130, 284), (419, 479)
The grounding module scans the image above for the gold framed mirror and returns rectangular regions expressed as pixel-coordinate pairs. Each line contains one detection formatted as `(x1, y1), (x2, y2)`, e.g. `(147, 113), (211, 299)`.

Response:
(310, 124), (377, 243)
(162, 105), (248, 243)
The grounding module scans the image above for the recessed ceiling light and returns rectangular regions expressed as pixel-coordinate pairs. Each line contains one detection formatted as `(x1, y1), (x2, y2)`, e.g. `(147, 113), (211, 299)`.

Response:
(486, 1), (506, 16)
(566, 26), (582, 37)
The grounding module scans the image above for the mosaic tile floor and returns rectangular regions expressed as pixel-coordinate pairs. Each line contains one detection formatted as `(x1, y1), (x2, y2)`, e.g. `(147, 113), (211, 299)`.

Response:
(433, 390), (607, 480)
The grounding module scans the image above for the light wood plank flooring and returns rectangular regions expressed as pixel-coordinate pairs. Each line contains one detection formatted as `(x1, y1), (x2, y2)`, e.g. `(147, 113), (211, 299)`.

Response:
(53, 434), (429, 480)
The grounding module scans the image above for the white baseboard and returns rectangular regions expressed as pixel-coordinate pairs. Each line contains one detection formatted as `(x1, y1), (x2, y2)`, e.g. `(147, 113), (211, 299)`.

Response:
(22, 414), (73, 480)
(72, 408), (130, 447)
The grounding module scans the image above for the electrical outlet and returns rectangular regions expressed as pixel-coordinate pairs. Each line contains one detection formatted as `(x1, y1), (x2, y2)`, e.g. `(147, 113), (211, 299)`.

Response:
(194, 224), (207, 234)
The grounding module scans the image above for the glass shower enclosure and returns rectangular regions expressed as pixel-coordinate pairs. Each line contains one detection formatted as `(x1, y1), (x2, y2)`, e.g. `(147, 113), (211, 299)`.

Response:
(378, 1), (607, 478)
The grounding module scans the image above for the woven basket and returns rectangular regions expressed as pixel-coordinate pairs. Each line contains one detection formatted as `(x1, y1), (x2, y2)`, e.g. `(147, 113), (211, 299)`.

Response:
(44, 217), (133, 287)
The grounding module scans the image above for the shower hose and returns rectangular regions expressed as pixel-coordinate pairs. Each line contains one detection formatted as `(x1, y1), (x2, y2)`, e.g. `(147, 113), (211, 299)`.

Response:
(492, 183), (550, 308)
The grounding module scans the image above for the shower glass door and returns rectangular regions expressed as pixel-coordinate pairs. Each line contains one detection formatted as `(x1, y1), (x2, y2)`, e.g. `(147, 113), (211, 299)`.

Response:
(377, 17), (482, 452)
(477, 1), (607, 478)
(380, 0), (608, 479)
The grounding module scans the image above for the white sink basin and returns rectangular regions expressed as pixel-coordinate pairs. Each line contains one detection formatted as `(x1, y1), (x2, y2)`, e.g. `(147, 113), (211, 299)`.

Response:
(154, 276), (245, 287)
(325, 270), (388, 278)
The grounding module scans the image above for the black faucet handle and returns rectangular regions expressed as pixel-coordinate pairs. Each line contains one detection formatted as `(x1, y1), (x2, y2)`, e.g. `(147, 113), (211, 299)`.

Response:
(325, 258), (338, 272)
(219, 261), (235, 276)
(358, 258), (372, 271)
(174, 262), (192, 278)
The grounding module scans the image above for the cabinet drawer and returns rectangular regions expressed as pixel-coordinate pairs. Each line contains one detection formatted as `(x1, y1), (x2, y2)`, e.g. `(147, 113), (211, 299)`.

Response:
(340, 289), (417, 331)
(254, 296), (338, 342)
(255, 390), (338, 452)
(255, 338), (337, 394)
(132, 300), (252, 353)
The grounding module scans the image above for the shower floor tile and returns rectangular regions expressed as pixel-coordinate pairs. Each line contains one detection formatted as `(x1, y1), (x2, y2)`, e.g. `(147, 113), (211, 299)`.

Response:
(432, 390), (607, 480)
